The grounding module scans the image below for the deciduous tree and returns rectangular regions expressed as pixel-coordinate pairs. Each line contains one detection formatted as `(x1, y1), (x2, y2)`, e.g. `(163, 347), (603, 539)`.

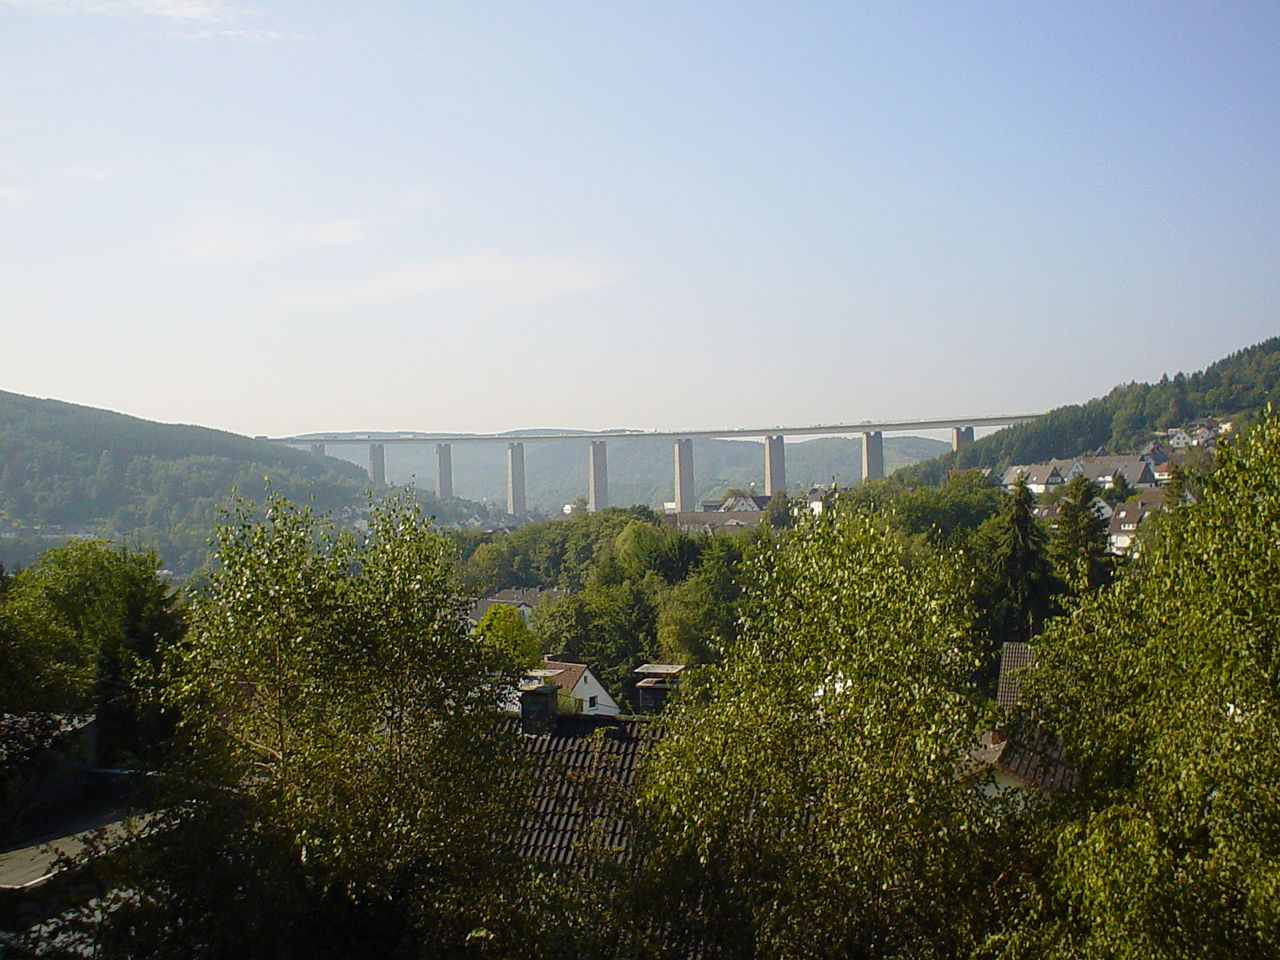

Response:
(1002, 412), (1280, 958)
(70, 493), (529, 958)
(640, 510), (1002, 959)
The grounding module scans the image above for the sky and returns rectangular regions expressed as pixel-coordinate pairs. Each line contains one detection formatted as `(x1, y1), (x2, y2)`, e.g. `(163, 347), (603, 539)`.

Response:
(2, 1), (1278, 438)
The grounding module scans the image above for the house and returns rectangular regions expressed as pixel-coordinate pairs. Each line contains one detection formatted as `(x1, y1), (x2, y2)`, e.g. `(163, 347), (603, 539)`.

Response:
(700, 494), (768, 512)
(673, 510), (764, 534)
(1138, 440), (1171, 465)
(1075, 456), (1158, 489)
(1107, 497), (1166, 555)
(512, 685), (660, 875)
(965, 643), (1075, 796)
(967, 725), (1075, 795)
(470, 587), (564, 624)
(1031, 503), (1061, 525)
(1032, 498), (1112, 529)
(526, 657), (621, 716)
(633, 663), (687, 715)
(1001, 464), (1064, 495)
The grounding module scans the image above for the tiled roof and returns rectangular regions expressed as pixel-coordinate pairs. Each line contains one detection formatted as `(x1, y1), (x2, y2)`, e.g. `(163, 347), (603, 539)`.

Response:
(470, 587), (565, 621)
(675, 511), (764, 533)
(996, 642), (1034, 708)
(532, 659), (588, 697)
(1003, 464), (1061, 486)
(491, 587), (564, 606)
(515, 714), (662, 873)
(977, 726), (1076, 793)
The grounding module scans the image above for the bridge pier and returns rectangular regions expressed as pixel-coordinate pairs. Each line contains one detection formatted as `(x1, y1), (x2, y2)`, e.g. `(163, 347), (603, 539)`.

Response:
(764, 435), (786, 496)
(860, 431), (884, 483)
(435, 444), (453, 499)
(369, 443), (386, 485)
(507, 442), (527, 517)
(950, 426), (975, 451)
(310, 443), (326, 457)
(673, 439), (694, 512)
(588, 441), (609, 512)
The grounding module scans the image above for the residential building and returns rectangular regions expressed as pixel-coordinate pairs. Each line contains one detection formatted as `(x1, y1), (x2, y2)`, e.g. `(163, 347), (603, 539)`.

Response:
(528, 657), (621, 716)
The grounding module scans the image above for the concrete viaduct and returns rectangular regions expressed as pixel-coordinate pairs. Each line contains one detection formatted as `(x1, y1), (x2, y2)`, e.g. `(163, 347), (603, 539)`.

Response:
(272, 414), (1039, 516)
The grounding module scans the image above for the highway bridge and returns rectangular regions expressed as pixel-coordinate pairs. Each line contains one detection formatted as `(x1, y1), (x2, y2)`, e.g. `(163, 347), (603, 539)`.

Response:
(270, 413), (1040, 515)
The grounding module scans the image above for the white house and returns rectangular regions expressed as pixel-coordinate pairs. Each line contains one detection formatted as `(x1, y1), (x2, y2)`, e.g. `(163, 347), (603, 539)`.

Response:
(1001, 464), (1064, 495)
(526, 657), (620, 716)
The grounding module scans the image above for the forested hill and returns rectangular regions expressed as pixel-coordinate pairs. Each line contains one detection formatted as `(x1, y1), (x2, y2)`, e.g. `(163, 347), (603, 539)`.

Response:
(900, 336), (1280, 484)
(0, 391), (374, 573)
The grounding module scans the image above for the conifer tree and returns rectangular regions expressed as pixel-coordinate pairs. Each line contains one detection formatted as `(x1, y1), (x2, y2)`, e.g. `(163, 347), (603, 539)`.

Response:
(972, 476), (1059, 645)
(1050, 475), (1111, 592)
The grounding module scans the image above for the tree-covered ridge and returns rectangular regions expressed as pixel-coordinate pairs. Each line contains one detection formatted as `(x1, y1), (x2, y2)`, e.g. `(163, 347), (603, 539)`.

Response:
(901, 335), (1280, 483)
(0, 390), (472, 572)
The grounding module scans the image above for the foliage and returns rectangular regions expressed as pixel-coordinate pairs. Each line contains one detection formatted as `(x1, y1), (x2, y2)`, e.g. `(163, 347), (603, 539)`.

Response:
(475, 602), (541, 668)
(901, 336), (1280, 483)
(531, 578), (663, 695)
(1049, 476), (1111, 593)
(760, 491), (794, 529)
(0, 540), (181, 754)
(465, 510), (752, 696)
(67, 492), (530, 957)
(639, 509), (1001, 959)
(655, 537), (745, 664)
(459, 507), (659, 595)
(1001, 411), (1280, 958)
(0, 391), (380, 575)
(836, 470), (1006, 548)
(971, 477), (1061, 648)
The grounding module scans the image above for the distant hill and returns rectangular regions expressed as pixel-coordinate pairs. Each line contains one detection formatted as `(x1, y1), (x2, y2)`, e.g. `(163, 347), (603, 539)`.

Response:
(307, 433), (950, 512)
(0, 392), (380, 573)
(898, 335), (1280, 485)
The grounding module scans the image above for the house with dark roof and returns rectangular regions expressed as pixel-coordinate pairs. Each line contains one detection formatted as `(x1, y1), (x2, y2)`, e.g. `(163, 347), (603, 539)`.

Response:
(996, 642), (1034, 709)
(470, 587), (565, 624)
(967, 643), (1075, 796)
(673, 510), (764, 534)
(967, 725), (1076, 795)
(512, 686), (661, 876)
(1107, 499), (1164, 555)
(1076, 456), (1158, 489)
(1001, 464), (1064, 494)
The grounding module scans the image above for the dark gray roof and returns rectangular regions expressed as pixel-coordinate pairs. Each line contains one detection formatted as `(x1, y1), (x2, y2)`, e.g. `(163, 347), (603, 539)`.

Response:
(1002, 464), (1062, 486)
(516, 714), (662, 872)
(996, 642), (1034, 708)
(986, 726), (1076, 793)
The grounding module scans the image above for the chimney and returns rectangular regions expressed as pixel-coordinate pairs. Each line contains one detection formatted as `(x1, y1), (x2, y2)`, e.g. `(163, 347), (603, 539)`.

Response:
(519, 682), (559, 735)
(632, 663), (688, 715)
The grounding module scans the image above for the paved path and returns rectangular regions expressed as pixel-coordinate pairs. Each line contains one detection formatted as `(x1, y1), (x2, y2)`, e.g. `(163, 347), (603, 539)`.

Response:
(0, 805), (134, 887)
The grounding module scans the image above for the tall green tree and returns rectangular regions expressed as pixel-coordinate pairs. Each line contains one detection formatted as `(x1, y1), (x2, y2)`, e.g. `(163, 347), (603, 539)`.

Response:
(0, 539), (182, 763)
(475, 602), (541, 668)
(971, 477), (1060, 646)
(1050, 475), (1111, 593)
(999, 412), (1280, 958)
(66, 493), (529, 959)
(639, 510), (1002, 959)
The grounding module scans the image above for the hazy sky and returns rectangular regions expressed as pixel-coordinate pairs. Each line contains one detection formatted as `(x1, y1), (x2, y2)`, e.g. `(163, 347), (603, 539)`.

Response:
(2, 1), (1277, 437)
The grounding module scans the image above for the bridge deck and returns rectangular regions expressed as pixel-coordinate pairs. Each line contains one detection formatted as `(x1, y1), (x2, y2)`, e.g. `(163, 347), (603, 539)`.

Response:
(272, 414), (1039, 445)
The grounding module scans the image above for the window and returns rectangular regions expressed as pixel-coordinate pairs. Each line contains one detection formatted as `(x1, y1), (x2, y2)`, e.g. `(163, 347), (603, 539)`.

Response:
(588, 696), (597, 709)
